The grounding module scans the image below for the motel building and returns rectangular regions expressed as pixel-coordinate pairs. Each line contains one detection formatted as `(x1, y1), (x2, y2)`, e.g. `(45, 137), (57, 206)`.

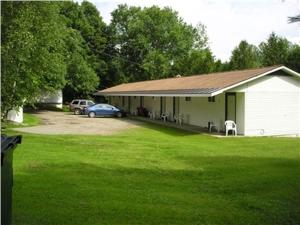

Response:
(95, 65), (300, 136)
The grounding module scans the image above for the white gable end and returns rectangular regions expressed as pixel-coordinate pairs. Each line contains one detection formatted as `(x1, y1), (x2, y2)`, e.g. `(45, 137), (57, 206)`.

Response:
(228, 72), (300, 136)
(230, 74), (300, 93)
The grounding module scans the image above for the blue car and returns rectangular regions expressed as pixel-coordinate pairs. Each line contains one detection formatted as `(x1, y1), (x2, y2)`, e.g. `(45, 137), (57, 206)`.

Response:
(85, 104), (124, 118)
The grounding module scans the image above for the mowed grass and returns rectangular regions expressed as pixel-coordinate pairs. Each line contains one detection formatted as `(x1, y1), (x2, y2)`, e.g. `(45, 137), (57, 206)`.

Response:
(8, 122), (300, 225)
(2, 113), (40, 129)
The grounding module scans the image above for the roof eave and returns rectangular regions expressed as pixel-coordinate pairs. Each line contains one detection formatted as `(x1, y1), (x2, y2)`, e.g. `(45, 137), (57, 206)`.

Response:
(95, 92), (213, 97)
(94, 66), (300, 97)
(211, 66), (300, 96)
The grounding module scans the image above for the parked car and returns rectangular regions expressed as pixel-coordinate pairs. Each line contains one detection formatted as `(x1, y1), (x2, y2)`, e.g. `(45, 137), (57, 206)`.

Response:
(85, 104), (124, 118)
(69, 99), (95, 115)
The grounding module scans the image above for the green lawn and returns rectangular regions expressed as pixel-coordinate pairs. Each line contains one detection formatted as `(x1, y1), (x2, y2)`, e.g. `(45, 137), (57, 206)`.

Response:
(2, 113), (40, 129)
(6, 122), (300, 225)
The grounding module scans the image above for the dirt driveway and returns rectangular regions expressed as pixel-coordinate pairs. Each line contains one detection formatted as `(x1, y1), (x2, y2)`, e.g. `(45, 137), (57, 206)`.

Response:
(14, 111), (144, 135)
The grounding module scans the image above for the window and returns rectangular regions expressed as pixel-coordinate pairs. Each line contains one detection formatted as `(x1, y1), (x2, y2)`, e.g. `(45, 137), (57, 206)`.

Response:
(79, 101), (86, 105)
(103, 105), (112, 109)
(96, 104), (104, 108)
(185, 97), (191, 102)
(208, 96), (215, 102)
(72, 100), (79, 105)
(88, 101), (94, 106)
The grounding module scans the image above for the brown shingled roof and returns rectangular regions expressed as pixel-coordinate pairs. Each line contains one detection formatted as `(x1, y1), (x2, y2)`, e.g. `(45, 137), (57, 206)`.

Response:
(95, 65), (282, 96)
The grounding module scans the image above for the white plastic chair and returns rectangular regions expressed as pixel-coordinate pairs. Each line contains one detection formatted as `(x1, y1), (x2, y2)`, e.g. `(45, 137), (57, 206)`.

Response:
(151, 111), (156, 119)
(174, 114), (184, 125)
(225, 120), (237, 136)
(208, 121), (218, 133)
(161, 113), (168, 122)
(148, 111), (153, 119)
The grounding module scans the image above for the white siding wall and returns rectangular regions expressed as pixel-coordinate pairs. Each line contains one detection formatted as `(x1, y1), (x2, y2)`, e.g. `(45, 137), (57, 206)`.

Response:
(38, 90), (63, 108)
(178, 94), (226, 130)
(7, 107), (23, 123)
(236, 93), (245, 135)
(232, 75), (300, 136)
(144, 96), (160, 117)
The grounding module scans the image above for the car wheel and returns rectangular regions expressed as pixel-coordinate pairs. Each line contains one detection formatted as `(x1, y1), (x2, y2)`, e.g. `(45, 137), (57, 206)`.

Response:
(88, 112), (96, 118)
(74, 109), (81, 115)
(116, 112), (122, 118)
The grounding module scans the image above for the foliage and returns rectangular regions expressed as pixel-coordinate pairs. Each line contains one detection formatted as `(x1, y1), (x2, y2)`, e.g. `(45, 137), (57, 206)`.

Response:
(259, 32), (291, 66)
(65, 53), (99, 99)
(288, 14), (300, 23)
(226, 33), (299, 72)
(8, 123), (300, 225)
(229, 40), (261, 70)
(59, 1), (105, 101)
(1, 2), (66, 117)
(179, 49), (217, 75)
(286, 44), (300, 72)
(108, 4), (213, 82)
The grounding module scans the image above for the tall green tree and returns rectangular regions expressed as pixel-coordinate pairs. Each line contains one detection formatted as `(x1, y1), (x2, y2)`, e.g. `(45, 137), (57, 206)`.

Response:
(1, 1), (66, 117)
(178, 49), (216, 75)
(80, 1), (107, 83)
(59, 1), (103, 100)
(259, 32), (291, 66)
(229, 40), (261, 70)
(286, 44), (300, 72)
(108, 4), (210, 82)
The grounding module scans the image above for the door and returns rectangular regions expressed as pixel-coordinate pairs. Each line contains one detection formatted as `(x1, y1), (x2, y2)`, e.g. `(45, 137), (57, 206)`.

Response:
(102, 105), (114, 116)
(161, 97), (166, 114)
(140, 96), (144, 107)
(173, 97), (179, 117)
(225, 93), (236, 122)
(95, 105), (105, 116)
(128, 96), (131, 113)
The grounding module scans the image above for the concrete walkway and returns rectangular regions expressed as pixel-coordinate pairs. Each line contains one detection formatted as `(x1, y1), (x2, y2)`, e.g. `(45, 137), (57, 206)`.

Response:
(130, 115), (224, 136)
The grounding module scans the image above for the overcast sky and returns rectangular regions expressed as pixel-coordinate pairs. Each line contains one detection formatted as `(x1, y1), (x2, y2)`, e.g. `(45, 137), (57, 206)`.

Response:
(80, 0), (300, 61)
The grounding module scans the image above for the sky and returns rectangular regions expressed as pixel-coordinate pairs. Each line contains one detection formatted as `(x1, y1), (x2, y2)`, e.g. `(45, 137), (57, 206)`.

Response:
(79, 0), (300, 61)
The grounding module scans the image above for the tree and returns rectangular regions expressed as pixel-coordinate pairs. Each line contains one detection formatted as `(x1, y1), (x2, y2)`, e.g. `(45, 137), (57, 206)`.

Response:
(1, 2), (66, 118)
(259, 32), (291, 66)
(64, 53), (99, 99)
(108, 4), (210, 82)
(229, 40), (261, 70)
(177, 48), (216, 75)
(286, 44), (300, 72)
(288, 15), (300, 23)
(59, 1), (104, 100)
(80, 1), (108, 84)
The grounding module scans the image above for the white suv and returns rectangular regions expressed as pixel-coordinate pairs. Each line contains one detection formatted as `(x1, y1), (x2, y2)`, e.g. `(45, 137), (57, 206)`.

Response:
(69, 99), (95, 115)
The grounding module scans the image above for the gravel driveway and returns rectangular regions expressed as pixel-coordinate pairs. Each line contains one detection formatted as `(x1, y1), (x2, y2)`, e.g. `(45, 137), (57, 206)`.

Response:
(13, 111), (143, 135)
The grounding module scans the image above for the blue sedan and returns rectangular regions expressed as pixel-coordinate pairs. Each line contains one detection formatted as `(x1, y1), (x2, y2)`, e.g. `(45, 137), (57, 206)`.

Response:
(85, 104), (123, 118)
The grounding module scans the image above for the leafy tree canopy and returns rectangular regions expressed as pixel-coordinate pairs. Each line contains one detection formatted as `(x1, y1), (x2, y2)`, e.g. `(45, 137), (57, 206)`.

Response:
(107, 4), (213, 82)
(259, 32), (291, 66)
(59, 1), (105, 101)
(229, 40), (261, 70)
(1, 1), (66, 117)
